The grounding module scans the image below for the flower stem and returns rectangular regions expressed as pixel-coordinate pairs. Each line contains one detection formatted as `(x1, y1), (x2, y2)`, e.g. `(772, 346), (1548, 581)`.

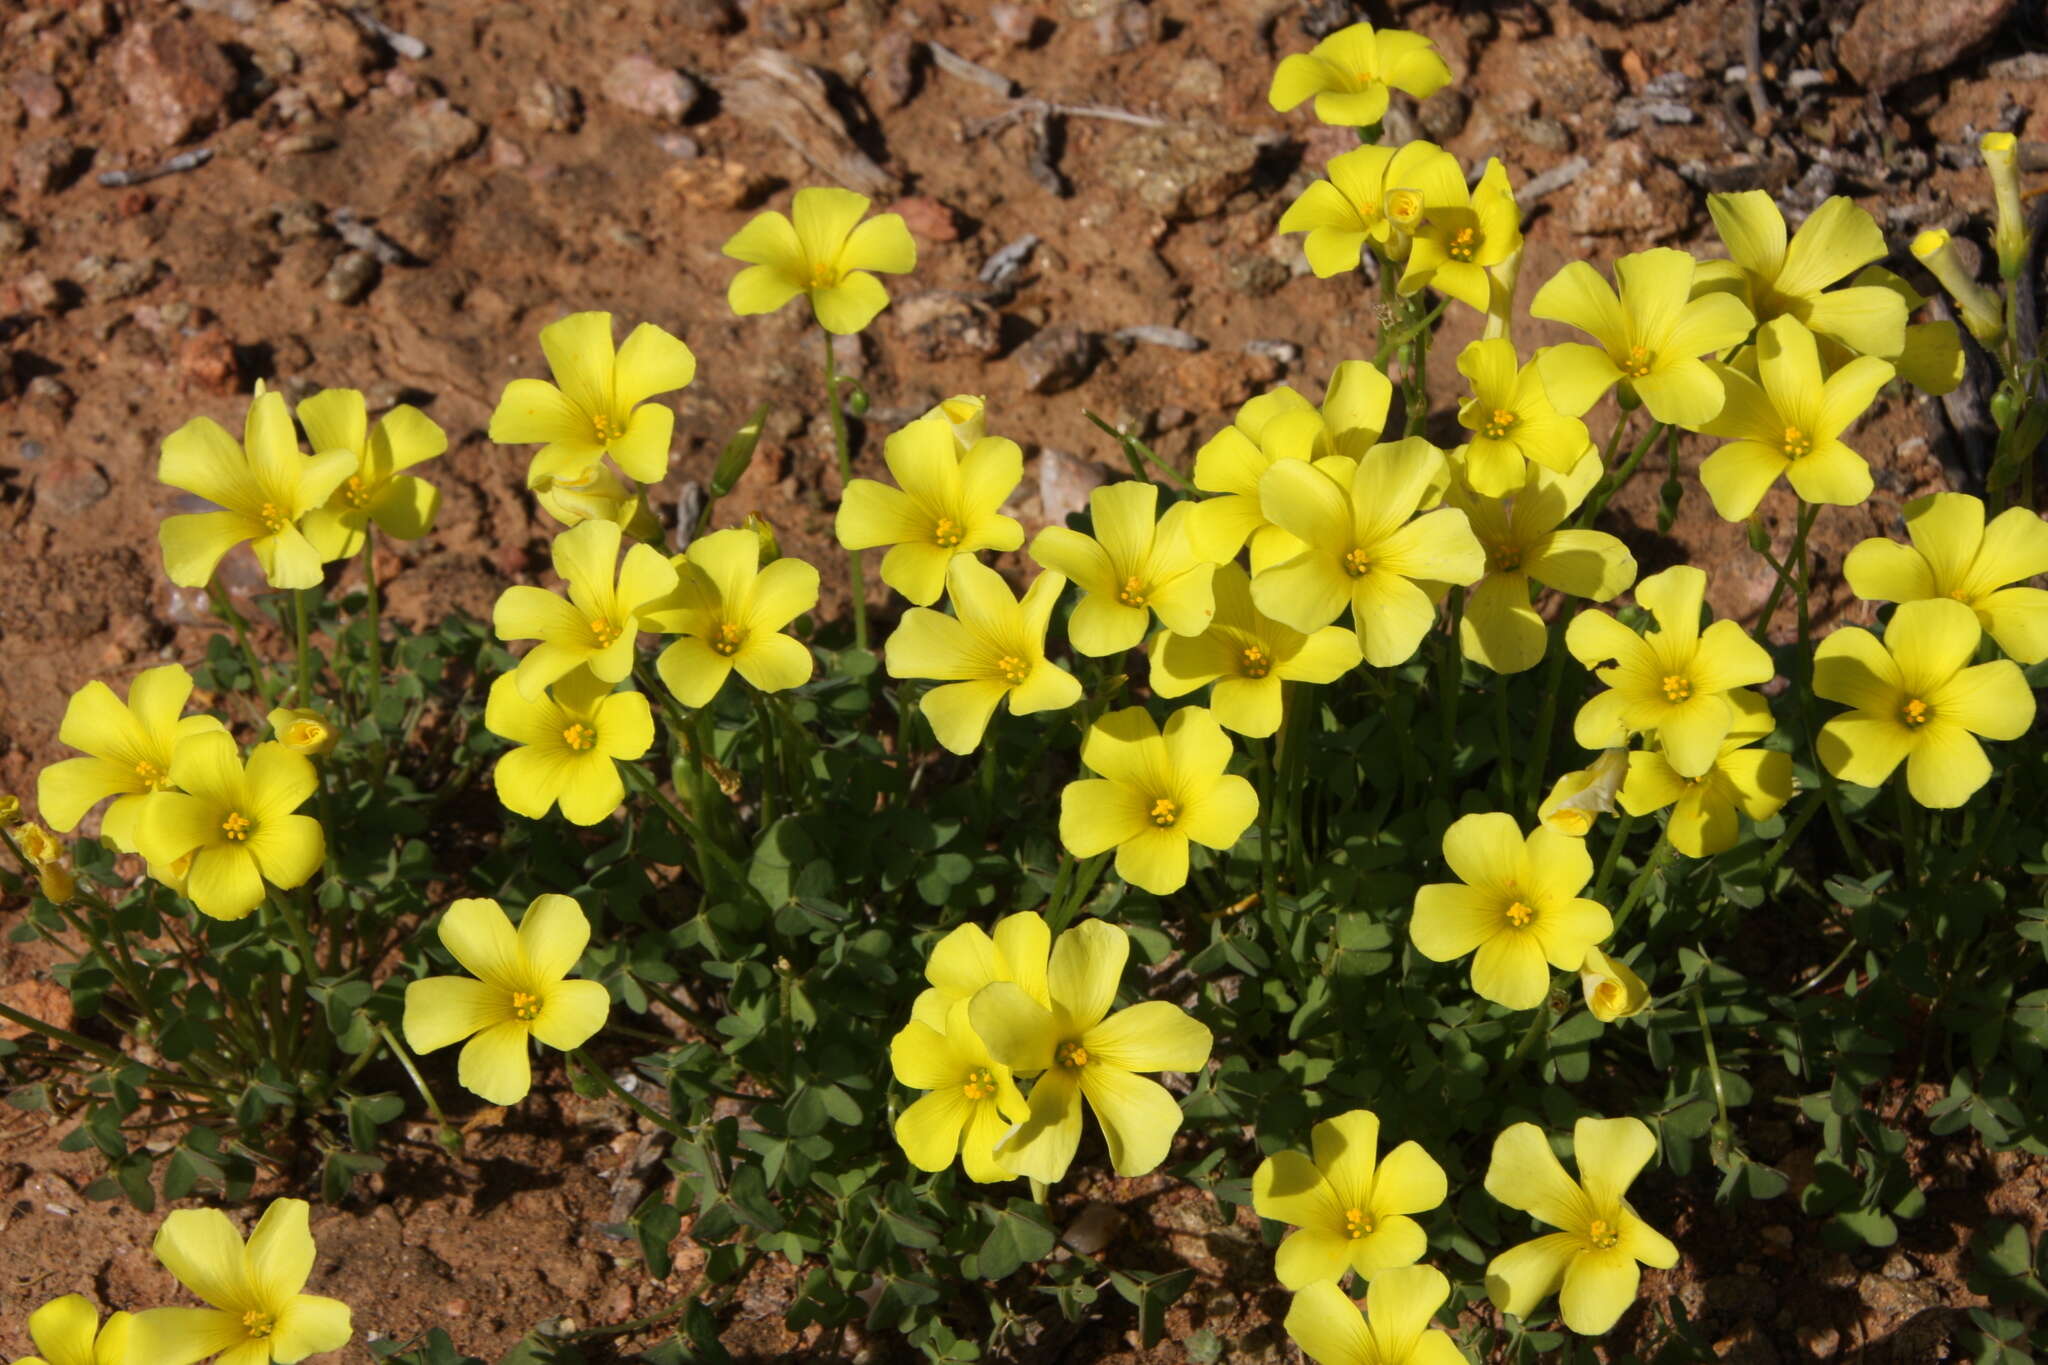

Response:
(293, 587), (315, 705)
(209, 573), (272, 705)
(1492, 675), (1517, 810)
(1438, 590), (1464, 778)
(1750, 500), (1817, 643)
(1575, 420), (1665, 529)
(751, 689), (781, 829)
(1591, 811), (1637, 903)
(1522, 605), (1580, 823)
(361, 527), (385, 727)
(570, 1047), (686, 1138)
(373, 1021), (460, 1155)
(1608, 830), (1673, 933)
(821, 327), (868, 652)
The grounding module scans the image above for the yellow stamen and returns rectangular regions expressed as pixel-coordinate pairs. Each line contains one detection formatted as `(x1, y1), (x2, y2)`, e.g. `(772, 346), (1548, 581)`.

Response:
(343, 474), (373, 508)
(995, 654), (1029, 685)
(1481, 408), (1515, 440)
(1056, 1040), (1089, 1069)
(1619, 345), (1654, 378)
(810, 259), (838, 288)
(1344, 548), (1372, 578)
(241, 1309), (274, 1339)
(1901, 697), (1931, 727)
(1505, 900), (1535, 927)
(510, 990), (542, 1022)
(591, 412), (617, 443)
(1660, 675), (1692, 703)
(1949, 587), (1971, 602)
(1488, 544), (1523, 574)
(1385, 188), (1422, 225)
(134, 759), (170, 791)
(961, 1066), (996, 1101)
(1343, 1207), (1375, 1239)
(589, 618), (622, 648)
(1447, 226), (1479, 262)
(1587, 1217), (1619, 1249)
(1149, 797), (1179, 827)
(562, 722), (596, 751)
(1240, 645), (1270, 679)
(932, 517), (963, 548)
(1117, 576), (1148, 608)
(711, 622), (744, 657)
(1782, 425), (1813, 458)
(257, 501), (290, 533)
(221, 812), (252, 841)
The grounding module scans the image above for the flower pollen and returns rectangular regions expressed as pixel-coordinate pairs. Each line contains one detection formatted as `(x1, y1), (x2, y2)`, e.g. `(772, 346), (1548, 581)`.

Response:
(1447, 226), (1479, 262)
(1489, 544), (1523, 574)
(995, 654), (1029, 686)
(1056, 1040), (1090, 1069)
(561, 722), (597, 751)
(1239, 644), (1271, 679)
(1619, 345), (1654, 378)
(1587, 1217), (1620, 1250)
(1344, 548), (1372, 578)
(134, 759), (171, 791)
(711, 622), (744, 657)
(257, 501), (291, 533)
(1782, 425), (1813, 458)
(589, 617), (622, 648)
(1117, 576), (1149, 608)
(510, 990), (542, 1022)
(221, 811), (252, 842)
(1505, 900), (1535, 928)
(1901, 697), (1931, 727)
(591, 412), (617, 443)
(1660, 674), (1692, 703)
(1343, 1207), (1375, 1239)
(343, 475), (373, 509)
(1481, 408), (1516, 440)
(1149, 796), (1180, 827)
(932, 517), (963, 549)
(961, 1067), (996, 1101)
(241, 1310), (275, 1340)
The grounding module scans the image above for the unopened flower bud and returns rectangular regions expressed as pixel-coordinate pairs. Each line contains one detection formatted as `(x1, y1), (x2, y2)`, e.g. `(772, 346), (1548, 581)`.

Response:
(0, 795), (20, 827)
(268, 707), (338, 756)
(710, 403), (769, 499)
(1911, 229), (2005, 344)
(1539, 750), (1629, 837)
(1579, 946), (1649, 1022)
(922, 394), (987, 450)
(1981, 132), (2030, 280)
(743, 513), (780, 565)
(37, 859), (75, 905)
(1384, 186), (1426, 235)
(16, 822), (60, 866)
(1746, 513), (1772, 555)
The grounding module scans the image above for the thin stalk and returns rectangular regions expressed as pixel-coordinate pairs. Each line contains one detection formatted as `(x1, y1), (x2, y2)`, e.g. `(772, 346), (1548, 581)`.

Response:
(1492, 676), (1517, 809)
(1503, 996), (1554, 1072)
(1895, 781), (1921, 886)
(1591, 811), (1637, 903)
(209, 573), (273, 705)
(570, 1047), (686, 1138)
(751, 690), (781, 829)
(1576, 420), (1665, 529)
(822, 328), (868, 651)
(1045, 852), (1110, 936)
(269, 890), (323, 982)
(1438, 591), (1464, 776)
(374, 1022), (460, 1154)
(1255, 736), (1279, 915)
(361, 527), (384, 718)
(1751, 501), (1818, 642)
(1757, 795), (1823, 878)
(1691, 983), (1732, 1134)
(1083, 410), (1196, 490)
(1608, 830), (1673, 933)
(293, 588), (315, 706)
(1523, 606), (1581, 822)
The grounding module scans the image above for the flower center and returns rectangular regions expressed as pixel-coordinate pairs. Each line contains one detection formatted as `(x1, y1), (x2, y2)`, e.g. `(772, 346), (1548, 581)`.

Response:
(1948, 587), (1972, 602)
(995, 654), (1029, 686)
(591, 412), (617, 443)
(1344, 548), (1372, 578)
(1901, 697), (1931, 727)
(589, 617), (622, 648)
(1149, 797), (1180, 827)
(1782, 425), (1813, 458)
(1619, 345), (1654, 378)
(1588, 1217), (1620, 1250)
(135, 759), (172, 791)
(221, 811), (253, 841)
(1239, 644), (1270, 679)
(241, 1309), (275, 1339)
(343, 474), (373, 509)
(810, 259), (839, 289)
(257, 501), (291, 533)
(1385, 188), (1422, 225)
(511, 990), (542, 1022)
(562, 722), (597, 751)
(1343, 1207), (1375, 1239)
(962, 1066), (996, 1100)
(1660, 674), (1692, 703)
(1505, 900), (1535, 927)
(1594, 981), (1625, 1012)
(1488, 544), (1523, 574)
(1117, 576), (1149, 608)
(932, 517), (963, 549)
(1447, 226), (1479, 262)
(1481, 408), (1516, 440)
(711, 622), (744, 657)
(1056, 1040), (1089, 1069)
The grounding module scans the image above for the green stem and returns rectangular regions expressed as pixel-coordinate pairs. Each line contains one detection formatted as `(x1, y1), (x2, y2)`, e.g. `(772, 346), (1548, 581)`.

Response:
(1591, 811), (1637, 903)
(293, 588), (315, 706)
(1082, 409), (1195, 490)
(1576, 421), (1665, 529)
(1523, 606), (1580, 822)
(269, 890), (323, 981)
(1438, 591), (1463, 776)
(1691, 983), (1732, 1135)
(625, 763), (749, 889)
(1045, 852), (1110, 936)
(362, 527), (384, 720)
(1255, 736), (1279, 915)
(1751, 501), (1818, 643)
(210, 573), (273, 705)
(1895, 780), (1921, 887)
(1503, 997), (1554, 1072)
(822, 328), (868, 651)
(1758, 795), (1823, 878)
(375, 1021), (460, 1154)
(1492, 676), (1517, 810)
(1608, 831), (1673, 933)
(752, 691), (781, 830)
(570, 1047), (686, 1138)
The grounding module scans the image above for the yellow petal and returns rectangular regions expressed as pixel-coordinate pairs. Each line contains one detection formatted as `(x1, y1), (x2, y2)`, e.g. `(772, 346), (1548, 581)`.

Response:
(538, 311), (617, 420)
(1283, 1280), (1376, 1363)
(1078, 1066), (1184, 1175)
(811, 271), (891, 334)
(531, 977), (609, 1050)
(1558, 1247), (1640, 1336)
(613, 322), (696, 410)
(268, 1295), (352, 1362)
(1485, 1123), (1592, 1229)
(840, 213), (917, 275)
(159, 511), (256, 588)
(457, 1019), (535, 1105)
(1083, 1001), (1211, 1073)
(153, 1208), (253, 1311)
(403, 976), (507, 1054)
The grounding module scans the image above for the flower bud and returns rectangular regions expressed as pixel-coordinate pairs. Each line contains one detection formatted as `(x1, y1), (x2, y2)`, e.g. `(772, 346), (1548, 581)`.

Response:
(268, 706), (338, 756)
(16, 822), (60, 866)
(1910, 229), (2005, 344)
(922, 394), (987, 450)
(710, 403), (769, 499)
(0, 795), (20, 827)
(743, 512), (780, 565)
(1482, 246), (1523, 342)
(1746, 512), (1772, 555)
(1384, 186), (1426, 235)
(1579, 947), (1649, 1022)
(1538, 750), (1630, 837)
(534, 462), (630, 530)
(1981, 132), (2030, 280)
(37, 859), (75, 906)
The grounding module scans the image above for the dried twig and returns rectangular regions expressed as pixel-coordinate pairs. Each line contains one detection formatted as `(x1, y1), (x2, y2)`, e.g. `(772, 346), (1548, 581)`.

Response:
(925, 41), (1017, 98)
(96, 148), (212, 188)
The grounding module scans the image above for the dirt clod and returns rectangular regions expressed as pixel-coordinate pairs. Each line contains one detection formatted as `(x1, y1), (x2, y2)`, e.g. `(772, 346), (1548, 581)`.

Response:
(110, 20), (236, 147)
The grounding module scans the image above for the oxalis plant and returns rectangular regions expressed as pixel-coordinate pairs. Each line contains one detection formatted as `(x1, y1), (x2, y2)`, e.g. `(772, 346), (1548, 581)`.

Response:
(5, 19), (2048, 1365)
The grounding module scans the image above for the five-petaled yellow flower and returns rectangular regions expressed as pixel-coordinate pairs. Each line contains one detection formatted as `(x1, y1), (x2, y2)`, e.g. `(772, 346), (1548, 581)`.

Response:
(1565, 565), (1775, 777)
(1403, 158), (1522, 314)
(1531, 247), (1755, 429)
(1029, 482), (1216, 658)
(1484, 1117), (1678, 1336)
(1252, 1108), (1447, 1289)
(885, 560), (1079, 754)
(1579, 947), (1650, 1023)
(403, 894), (611, 1105)
(1254, 439), (1485, 665)
(1189, 363), (1393, 567)
(645, 528), (819, 707)
(912, 911), (1052, 1033)
(158, 387), (358, 591)
(35, 665), (223, 852)
(1410, 812), (1614, 1011)
(1698, 193), (1907, 360)
(135, 733), (323, 922)
(1844, 492), (2048, 665)
(1697, 316), (1893, 520)
(484, 669), (653, 826)
(1814, 597), (2035, 809)
(131, 1199), (352, 1365)
(836, 410), (1025, 606)
(1446, 449), (1636, 675)
(723, 186), (917, 335)
(494, 518), (679, 701)
(1279, 141), (1465, 276)
(1453, 337), (1591, 498)
(1059, 707), (1258, 896)
(10, 1294), (133, 1365)
(1150, 563), (1363, 737)
(970, 919), (1212, 1181)
(1267, 22), (1453, 128)
(890, 1000), (1031, 1183)
(488, 311), (696, 486)
(1285, 1267), (1468, 1365)
(294, 387), (445, 561)
(1618, 689), (1794, 857)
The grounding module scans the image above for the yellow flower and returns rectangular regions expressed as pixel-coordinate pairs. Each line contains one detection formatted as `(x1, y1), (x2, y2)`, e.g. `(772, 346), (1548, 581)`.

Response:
(1814, 597), (2035, 809)
(1697, 193), (1907, 359)
(1284, 1267), (1467, 1365)
(489, 311), (695, 486)
(1531, 248), (1755, 428)
(1910, 230), (2004, 344)
(923, 393), (987, 447)
(10, 1294), (133, 1365)
(1278, 141), (1466, 276)
(1578, 947), (1650, 1023)
(1189, 363), (1393, 566)
(1452, 338), (1591, 497)
(1565, 565), (1775, 777)
(1267, 22), (1453, 127)
(1446, 448), (1636, 674)
(1484, 1117), (1678, 1335)
(294, 388), (445, 561)
(402, 894), (610, 1105)
(1029, 482), (1216, 657)
(35, 665), (224, 851)
(645, 528), (819, 707)
(969, 919), (1213, 1181)
(1844, 492), (2048, 665)
(157, 388), (358, 591)
(1150, 562), (1362, 737)
(531, 462), (665, 543)
(1252, 1109), (1447, 1289)
(890, 1001), (1031, 1183)
(131, 1199), (351, 1365)
(484, 668), (652, 826)
(494, 518), (680, 701)
(911, 911), (1052, 1033)
(267, 707), (337, 758)
(723, 186), (917, 334)
(1618, 689), (1794, 857)
(1254, 440), (1484, 664)
(836, 411), (1025, 605)
(885, 561), (1080, 754)
(135, 734), (323, 922)
(1844, 266), (1963, 396)
(1059, 707), (1257, 896)
(1403, 158), (1522, 313)
(1538, 749), (1630, 838)
(1697, 317), (1893, 520)
(1410, 812), (1613, 1011)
